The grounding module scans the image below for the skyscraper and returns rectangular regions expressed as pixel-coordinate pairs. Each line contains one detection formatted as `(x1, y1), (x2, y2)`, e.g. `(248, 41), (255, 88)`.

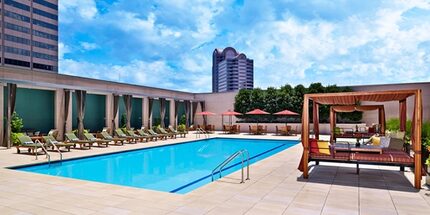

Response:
(212, 47), (253, 92)
(1, 0), (58, 72)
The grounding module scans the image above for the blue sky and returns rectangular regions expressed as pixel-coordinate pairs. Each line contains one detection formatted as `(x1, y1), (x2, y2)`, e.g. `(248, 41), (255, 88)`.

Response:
(59, 0), (430, 92)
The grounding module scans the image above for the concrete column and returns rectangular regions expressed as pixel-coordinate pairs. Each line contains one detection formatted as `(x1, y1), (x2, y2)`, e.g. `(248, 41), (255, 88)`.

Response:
(66, 92), (72, 135)
(54, 89), (64, 140)
(169, 99), (175, 128)
(143, 96), (150, 129)
(105, 94), (113, 131)
(0, 86), (4, 145)
(141, 97), (145, 129)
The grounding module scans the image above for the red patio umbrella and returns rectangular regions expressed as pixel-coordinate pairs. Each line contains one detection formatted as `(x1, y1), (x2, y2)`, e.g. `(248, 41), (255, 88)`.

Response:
(246, 108), (270, 127)
(196, 111), (216, 127)
(196, 111), (216, 116)
(221, 110), (242, 126)
(274, 109), (299, 128)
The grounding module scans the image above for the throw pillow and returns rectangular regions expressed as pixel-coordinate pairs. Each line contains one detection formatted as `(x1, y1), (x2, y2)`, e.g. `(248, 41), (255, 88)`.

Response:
(310, 139), (319, 153)
(388, 138), (404, 150)
(317, 141), (331, 155)
(380, 136), (391, 148)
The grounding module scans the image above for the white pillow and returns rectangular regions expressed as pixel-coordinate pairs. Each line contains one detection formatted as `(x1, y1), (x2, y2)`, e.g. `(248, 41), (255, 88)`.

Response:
(380, 136), (391, 148)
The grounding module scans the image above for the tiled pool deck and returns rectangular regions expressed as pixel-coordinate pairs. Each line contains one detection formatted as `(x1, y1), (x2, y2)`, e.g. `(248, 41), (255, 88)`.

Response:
(0, 133), (429, 215)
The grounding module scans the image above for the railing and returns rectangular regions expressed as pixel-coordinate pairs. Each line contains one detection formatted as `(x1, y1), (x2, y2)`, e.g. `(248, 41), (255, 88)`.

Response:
(211, 149), (250, 183)
(195, 128), (210, 139)
(35, 140), (50, 164)
(47, 141), (63, 164)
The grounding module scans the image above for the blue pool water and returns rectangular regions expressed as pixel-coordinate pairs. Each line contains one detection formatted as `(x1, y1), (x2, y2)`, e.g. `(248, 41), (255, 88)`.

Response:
(14, 138), (297, 194)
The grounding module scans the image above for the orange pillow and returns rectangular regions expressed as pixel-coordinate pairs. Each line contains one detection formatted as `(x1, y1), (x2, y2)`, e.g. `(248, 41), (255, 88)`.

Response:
(317, 141), (331, 155)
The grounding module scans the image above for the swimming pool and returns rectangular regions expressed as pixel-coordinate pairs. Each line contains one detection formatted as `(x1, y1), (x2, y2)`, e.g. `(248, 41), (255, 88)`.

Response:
(13, 138), (297, 194)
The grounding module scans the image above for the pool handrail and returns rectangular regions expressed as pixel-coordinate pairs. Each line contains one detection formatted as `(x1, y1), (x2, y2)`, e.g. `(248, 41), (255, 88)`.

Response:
(211, 149), (250, 183)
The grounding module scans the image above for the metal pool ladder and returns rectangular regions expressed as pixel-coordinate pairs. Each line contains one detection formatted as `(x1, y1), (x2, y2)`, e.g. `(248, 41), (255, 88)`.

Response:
(195, 128), (209, 139)
(38, 140), (63, 166)
(211, 149), (250, 183)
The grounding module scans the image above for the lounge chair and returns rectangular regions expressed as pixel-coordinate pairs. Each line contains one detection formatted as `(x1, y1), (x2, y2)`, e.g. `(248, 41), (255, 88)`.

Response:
(137, 129), (157, 141)
(168, 126), (186, 138)
(249, 125), (258, 135)
(115, 129), (138, 143)
(84, 133), (110, 147)
(64, 133), (92, 149)
(42, 136), (74, 152)
(157, 127), (176, 139)
(126, 130), (149, 142)
(276, 125), (291, 136)
(47, 129), (59, 139)
(222, 125), (231, 134)
(147, 128), (167, 140)
(231, 125), (240, 134)
(16, 135), (46, 156)
(100, 131), (125, 145)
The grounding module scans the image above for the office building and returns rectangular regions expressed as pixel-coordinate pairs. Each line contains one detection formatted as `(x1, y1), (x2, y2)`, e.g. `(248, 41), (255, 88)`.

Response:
(1, 0), (58, 72)
(212, 47), (253, 92)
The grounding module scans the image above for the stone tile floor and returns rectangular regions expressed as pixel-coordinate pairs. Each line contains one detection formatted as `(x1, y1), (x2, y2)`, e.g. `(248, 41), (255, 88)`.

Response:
(0, 133), (429, 214)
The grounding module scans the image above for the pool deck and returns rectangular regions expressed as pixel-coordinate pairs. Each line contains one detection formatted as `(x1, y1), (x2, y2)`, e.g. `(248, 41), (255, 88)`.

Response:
(0, 133), (429, 215)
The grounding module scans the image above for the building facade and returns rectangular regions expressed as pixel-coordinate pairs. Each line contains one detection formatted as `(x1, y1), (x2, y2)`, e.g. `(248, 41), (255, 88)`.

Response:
(0, 0), (58, 72)
(212, 47), (253, 92)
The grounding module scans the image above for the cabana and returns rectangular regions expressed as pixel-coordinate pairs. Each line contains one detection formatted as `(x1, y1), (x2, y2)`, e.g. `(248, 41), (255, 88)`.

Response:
(298, 89), (423, 189)
(330, 105), (385, 143)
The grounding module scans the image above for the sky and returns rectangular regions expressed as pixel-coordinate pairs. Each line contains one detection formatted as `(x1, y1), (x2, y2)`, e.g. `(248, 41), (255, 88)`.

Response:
(59, 0), (430, 92)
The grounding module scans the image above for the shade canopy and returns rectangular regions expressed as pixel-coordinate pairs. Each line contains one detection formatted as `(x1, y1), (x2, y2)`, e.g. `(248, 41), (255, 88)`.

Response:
(222, 110), (242, 116)
(274, 109), (299, 116)
(246, 109), (269, 115)
(299, 89), (423, 189)
(308, 89), (415, 105)
(196, 111), (216, 116)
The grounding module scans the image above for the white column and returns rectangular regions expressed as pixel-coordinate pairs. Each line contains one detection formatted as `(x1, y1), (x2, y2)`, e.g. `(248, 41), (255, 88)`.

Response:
(105, 94), (113, 131)
(143, 97), (150, 128)
(169, 99), (175, 128)
(54, 89), (64, 140)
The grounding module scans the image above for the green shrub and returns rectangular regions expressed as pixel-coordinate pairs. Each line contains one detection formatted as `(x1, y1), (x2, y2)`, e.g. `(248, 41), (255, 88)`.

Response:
(179, 114), (186, 125)
(152, 124), (160, 131)
(120, 113), (127, 128)
(178, 124), (186, 132)
(153, 118), (161, 127)
(11, 132), (24, 145)
(72, 129), (89, 135)
(11, 112), (24, 133)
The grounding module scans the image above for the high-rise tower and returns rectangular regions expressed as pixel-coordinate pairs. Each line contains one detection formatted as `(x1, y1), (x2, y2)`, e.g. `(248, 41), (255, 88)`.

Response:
(1, 0), (58, 72)
(212, 47), (253, 92)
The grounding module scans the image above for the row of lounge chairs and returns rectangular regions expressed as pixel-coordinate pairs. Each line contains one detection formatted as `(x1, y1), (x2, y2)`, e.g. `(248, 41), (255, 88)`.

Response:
(15, 126), (187, 156)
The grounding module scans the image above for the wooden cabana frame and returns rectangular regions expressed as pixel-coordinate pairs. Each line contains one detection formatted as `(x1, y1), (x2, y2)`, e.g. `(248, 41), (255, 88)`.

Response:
(329, 105), (386, 143)
(299, 89), (422, 189)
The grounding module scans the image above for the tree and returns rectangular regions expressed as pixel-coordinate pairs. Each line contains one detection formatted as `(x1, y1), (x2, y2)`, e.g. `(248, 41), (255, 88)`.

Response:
(233, 83), (362, 123)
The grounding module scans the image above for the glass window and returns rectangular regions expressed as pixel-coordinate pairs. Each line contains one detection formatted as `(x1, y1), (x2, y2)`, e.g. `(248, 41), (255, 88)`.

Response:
(5, 0), (30, 12)
(33, 19), (57, 31)
(4, 34), (31, 45)
(5, 22), (30, 34)
(33, 0), (58, 11)
(33, 8), (57, 20)
(5, 46), (31, 56)
(5, 58), (31, 67)
(33, 40), (57, 51)
(4, 10), (31, 22)
(33, 30), (58, 41)
(32, 51), (57, 61)
(33, 62), (54, 71)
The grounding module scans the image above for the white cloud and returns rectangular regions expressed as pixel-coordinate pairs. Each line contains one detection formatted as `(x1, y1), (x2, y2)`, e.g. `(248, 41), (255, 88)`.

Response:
(59, 0), (98, 23)
(80, 42), (98, 51)
(58, 0), (430, 92)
